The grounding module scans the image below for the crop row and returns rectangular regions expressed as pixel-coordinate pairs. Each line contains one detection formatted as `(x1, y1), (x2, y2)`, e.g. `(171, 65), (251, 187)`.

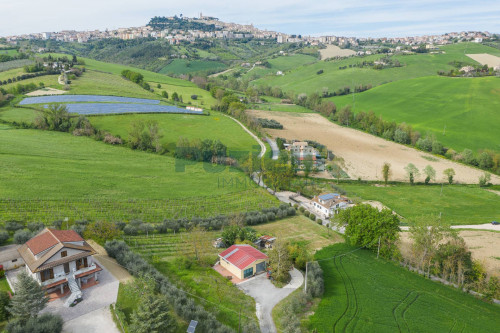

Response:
(0, 190), (277, 223)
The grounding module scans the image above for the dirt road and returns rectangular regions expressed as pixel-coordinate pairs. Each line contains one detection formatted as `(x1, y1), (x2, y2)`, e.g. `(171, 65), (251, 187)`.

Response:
(248, 110), (500, 184)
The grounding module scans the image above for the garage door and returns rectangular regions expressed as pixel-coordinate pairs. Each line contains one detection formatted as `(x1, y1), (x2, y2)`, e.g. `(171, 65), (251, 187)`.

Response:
(243, 267), (254, 278)
(255, 261), (266, 273)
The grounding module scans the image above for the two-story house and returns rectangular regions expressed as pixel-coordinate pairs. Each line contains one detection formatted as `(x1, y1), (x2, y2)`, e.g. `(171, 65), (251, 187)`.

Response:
(311, 193), (353, 218)
(17, 228), (102, 305)
(285, 141), (324, 170)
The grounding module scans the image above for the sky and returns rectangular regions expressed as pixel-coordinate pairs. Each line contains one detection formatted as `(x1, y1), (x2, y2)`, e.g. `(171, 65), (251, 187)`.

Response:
(1, 0), (499, 37)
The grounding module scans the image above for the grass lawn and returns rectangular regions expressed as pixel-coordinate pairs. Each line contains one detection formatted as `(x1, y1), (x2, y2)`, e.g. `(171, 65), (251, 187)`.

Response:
(336, 183), (500, 225)
(0, 127), (277, 222)
(254, 215), (343, 251)
(306, 243), (500, 332)
(69, 70), (159, 100)
(158, 59), (227, 75)
(0, 277), (12, 293)
(153, 258), (259, 330)
(0, 74), (60, 91)
(0, 67), (26, 82)
(252, 43), (500, 95)
(330, 76), (500, 153)
(89, 112), (260, 158)
(149, 82), (216, 108)
(0, 106), (38, 123)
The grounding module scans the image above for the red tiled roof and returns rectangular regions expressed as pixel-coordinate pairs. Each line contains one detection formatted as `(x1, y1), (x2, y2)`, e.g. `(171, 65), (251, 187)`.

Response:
(26, 229), (84, 255)
(26, 231), (58, 255)
(219, 245), (268, 270)
(50, 229), (84, 243)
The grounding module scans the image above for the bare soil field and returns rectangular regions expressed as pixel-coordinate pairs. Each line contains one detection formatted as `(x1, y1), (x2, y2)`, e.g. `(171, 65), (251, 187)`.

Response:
(248, 110), (500, 184)
(319, 45), (356, 60)
(466, 53), (500, 67)
(400, 231), (500, 277)
(26, 87), (67, 96)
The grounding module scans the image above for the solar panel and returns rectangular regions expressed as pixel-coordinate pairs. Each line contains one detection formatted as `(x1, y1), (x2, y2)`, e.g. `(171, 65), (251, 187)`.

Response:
(187, 320), (198, 333)
(19, 95), (160, 105)
(319, 193), (338, 200)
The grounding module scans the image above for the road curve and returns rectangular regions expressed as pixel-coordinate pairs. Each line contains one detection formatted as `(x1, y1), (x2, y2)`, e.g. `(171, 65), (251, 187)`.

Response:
(222, 114), (266, 158)
(265, 137), (279, 160)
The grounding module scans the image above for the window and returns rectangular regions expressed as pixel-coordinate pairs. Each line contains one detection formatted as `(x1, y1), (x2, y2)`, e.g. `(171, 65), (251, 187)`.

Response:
(40, 268), (54, 282)
(12, 259), (17, 263)
(61, 251), (67, 258)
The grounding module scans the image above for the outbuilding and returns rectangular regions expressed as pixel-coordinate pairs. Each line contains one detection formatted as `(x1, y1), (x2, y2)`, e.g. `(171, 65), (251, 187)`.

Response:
(218, 245), (268, 280)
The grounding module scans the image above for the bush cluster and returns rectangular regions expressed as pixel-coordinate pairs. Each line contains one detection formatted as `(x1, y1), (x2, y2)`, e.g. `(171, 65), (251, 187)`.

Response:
(257, 118), (283, 129)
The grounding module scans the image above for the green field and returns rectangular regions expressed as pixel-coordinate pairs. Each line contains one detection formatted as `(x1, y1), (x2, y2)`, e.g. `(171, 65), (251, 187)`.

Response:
(90, 112), (260, 156)
(336, 183), (500, 225)
(70, 69), (160, 99)
(159, 59), (227, 75)
(306, 243), (500, 332)
(0, 126), (277, 222)
(251, 43), (500, 94)
(330, 76), (500, 153)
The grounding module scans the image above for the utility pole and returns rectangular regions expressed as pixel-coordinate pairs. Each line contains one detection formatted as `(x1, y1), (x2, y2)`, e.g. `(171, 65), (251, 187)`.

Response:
(377, 236), (381, 259)
(304, 261), (308, 294)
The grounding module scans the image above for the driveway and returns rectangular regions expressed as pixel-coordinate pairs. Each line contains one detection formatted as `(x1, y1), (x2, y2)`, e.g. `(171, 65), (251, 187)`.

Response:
(237, 268), (303, 333)
(265, 137), (279, 160)
(63, 306), (119, 333)
(42, 259), (119, 322)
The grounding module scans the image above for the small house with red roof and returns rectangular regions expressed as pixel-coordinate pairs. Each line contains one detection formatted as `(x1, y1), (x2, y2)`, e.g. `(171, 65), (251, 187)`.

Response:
(218, 245), (268, 279)
(17, 228), (102, 305)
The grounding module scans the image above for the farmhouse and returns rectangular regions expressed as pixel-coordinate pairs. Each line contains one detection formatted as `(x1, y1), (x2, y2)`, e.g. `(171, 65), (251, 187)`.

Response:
(311, 193), (352, 218)
(218, 245), (268, 279)
(285, 141), (325, 170)
(17, 228), (102, 305)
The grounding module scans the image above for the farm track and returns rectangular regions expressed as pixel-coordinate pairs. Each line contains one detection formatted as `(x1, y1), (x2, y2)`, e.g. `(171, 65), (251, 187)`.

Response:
(332, 256), (359, 333)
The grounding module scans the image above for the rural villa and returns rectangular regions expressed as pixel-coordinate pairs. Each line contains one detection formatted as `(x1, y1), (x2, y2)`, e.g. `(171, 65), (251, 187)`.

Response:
(17, 228), (102, 305)
(285, 141), (325, 170)
(311, 193), (353, 218)
(218, 244), (268, 279)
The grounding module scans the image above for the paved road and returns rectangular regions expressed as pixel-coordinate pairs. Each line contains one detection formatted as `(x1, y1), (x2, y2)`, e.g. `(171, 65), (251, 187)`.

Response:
(63, 306), (119, 333)
(223, 114), (266, 158)
(238, 268), (303, 333)
(265, 137), (279, 160)
(400, 223), (500, 231)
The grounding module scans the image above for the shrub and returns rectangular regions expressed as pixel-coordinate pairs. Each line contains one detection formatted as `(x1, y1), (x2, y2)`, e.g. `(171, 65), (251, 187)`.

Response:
(13, 229), (33, 244)
(6, 313), (63, 333)
(0, 230), (9, 245)
(303, 211), (309, 218)
(299, 207), (305, 213)
(309, 214), (316, 221)
(5, 222), (23, 233)
(306, 262), (324, 297)
(191, 94), (198, 100)
(103, 133), (123, 145)
(27, 222), (44, 232)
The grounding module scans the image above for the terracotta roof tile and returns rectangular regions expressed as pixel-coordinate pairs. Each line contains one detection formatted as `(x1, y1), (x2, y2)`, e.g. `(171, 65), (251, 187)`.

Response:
(26, 230), (58, 255)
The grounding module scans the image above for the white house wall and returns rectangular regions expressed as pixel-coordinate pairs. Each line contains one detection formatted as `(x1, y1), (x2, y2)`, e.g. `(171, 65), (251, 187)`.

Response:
(45, 248), (87, 264)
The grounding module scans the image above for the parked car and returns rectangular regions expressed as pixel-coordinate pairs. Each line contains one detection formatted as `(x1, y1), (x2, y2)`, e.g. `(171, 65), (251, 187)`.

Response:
(491, 221), (499, 225)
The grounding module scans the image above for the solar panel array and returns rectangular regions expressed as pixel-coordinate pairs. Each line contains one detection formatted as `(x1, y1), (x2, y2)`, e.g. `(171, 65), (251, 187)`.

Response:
(44, 103), (203, 115)
(19, 95), (160, 105)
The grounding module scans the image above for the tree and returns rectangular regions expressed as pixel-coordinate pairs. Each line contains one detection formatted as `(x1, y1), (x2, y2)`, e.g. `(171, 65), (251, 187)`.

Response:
(404, 163), (419, 185)
(0, 291), (10, 321)
(0, 230), (9, 245)
(171, 92), (179, 102)
(34, 104), (72, 132)
(161, 91), (168, 99)
(478, 151), (493, 169)
(423, 165), (436, 185)
(303, 156), (313, 178)
(13, 229), (33, 244)
(130, 294), (176, 333)
(479, 172), (491, 187)
(269, 239), (293, 283)
(443, 168), (455, 184)
(382, 162), (391, 185)
(83, 221), (121, 243)
(331, 157), (345, 184)
(6, 313), (63, 333)
(409, 216), (453, 277)
(184, 226), (210, 261)
(338, 204), (400, 258)
(8, 271), (48, 320)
